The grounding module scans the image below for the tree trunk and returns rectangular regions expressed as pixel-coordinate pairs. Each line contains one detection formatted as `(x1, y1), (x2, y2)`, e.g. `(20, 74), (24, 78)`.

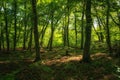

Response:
(93, 3), (104, 42)
(93, 25), (101, 41)
(106, 0), (112, 54)
(23, 0), (27, 50)
(17, 20), (22, 44)
(1, 28), (5, 50)
(67, 0), (70, 47)
(0, 35), (1, 51)
(74, 14), (77, 47)
(40, 23), (48, 48)
(4, 3), (9, 51)
(81, 1), (85, 49)
(28, 17), (33, 51)
(13, 0), (17, 51)
(49, 10), (54, 51)
(31, 0), (40, 61)
(63, 16), (66, 47)
(28, 26), (33, 51)
(82, 0), (92, 62)
(0, 23), (2, 51)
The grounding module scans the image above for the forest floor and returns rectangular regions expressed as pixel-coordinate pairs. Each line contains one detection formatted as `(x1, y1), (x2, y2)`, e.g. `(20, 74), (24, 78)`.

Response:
(0, 48), (120, 80)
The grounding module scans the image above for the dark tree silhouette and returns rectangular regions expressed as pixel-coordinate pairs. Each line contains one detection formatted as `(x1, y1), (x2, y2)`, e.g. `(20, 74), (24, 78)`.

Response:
(82, 0), (92, 62)
(31, 0), (41, 61)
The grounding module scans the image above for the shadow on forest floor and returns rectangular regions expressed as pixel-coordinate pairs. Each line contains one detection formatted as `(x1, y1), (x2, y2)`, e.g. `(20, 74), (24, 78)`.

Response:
(0, 49), (120, 80)
(15, 53), (120, 80)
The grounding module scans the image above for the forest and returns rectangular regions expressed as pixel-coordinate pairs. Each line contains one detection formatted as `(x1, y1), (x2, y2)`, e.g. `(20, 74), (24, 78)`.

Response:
(0, 0), (120, 80)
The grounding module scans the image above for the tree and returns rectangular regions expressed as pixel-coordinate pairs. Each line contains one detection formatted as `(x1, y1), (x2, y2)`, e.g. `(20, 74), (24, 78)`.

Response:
(0, 0), (1, 51)
(105, 0), (112, 54)
(48, 2), (55, 51)
(66, 0), (70, 47)
(31, 0), (41, 61)
(3, 2), (10, 51)
(82, 0), (92, 62)
(23, 0), (27, 50)
(13, 0), (17, 51)
(93, 1), (104, 42)
(74, 12), (77, 47)
(80, 0), (85, 49)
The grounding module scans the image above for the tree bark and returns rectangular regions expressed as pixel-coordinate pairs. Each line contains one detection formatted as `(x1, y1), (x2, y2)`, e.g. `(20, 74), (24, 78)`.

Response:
(49, 8), (54, 51)
(4, 3), (9, 51)
(106, 0), (112, 54)
(31, 0), (40, 61)
(40, 23), (48, 48)
(28, 26), (33, 51)
(67, 0), (70, 47)
(13, 0), (17, 51)
(82, 0), (92, 62)
(81, 1), (85, 49)
(23, 0), (27, 50)
(74, 14), (77, 47)
(0, 23), (2, 51)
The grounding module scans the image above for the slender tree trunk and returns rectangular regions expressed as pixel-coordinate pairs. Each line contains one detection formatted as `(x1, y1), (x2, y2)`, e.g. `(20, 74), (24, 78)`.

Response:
(0, 23), (5, 50)
(13, 0), (17, 51)
(1, 29), (5, 50)
(28, 26), (33, 51)
(118, 13), (120, 38)
(31, 0), (40, 61)
(93, 3), (104, 42)
(93, 25), (101, 41)
(0, 23), (2, 51)
(62, 27), (65, 47)
(49, 10), (54, 51)
(74, 14), (77, 47)
(82, 0), (92, 62)
(67, 0), (70, 47)
(63, 16), (66, 47)
(0, 35), (1, 51)
(106, 0), (112, 54)
(4, 3), (9, 51)
(16, 20), (22, 44)
(64, 0), (70, 55)
(81, 2), (85, 49)
(97, 18), (104, 42)
(28, 17), (34, 51)
(64, 13), (69, 54)
(23, 0), (27, 50)
(0, 1), (3, 51)
(40, 23), (48, 47)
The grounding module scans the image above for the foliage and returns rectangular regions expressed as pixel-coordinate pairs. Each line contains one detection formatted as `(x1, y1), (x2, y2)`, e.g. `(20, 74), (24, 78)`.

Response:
(0, 0), (120, 79)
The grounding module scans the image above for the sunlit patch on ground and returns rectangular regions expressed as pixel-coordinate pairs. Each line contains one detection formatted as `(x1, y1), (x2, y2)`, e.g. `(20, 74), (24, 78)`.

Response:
(42, 55), (82, 65)
(42, 53), (112, 65)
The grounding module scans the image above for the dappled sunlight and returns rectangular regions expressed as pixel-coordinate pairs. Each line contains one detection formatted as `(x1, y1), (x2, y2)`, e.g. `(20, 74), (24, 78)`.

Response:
(0, 51), (119, 80)
(42, 55), (82, 65)
(91, 53), (112, 60)
(1, 0), (119, 79)
(42, 53), (114, 66)
(15, 52), (119, 80)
